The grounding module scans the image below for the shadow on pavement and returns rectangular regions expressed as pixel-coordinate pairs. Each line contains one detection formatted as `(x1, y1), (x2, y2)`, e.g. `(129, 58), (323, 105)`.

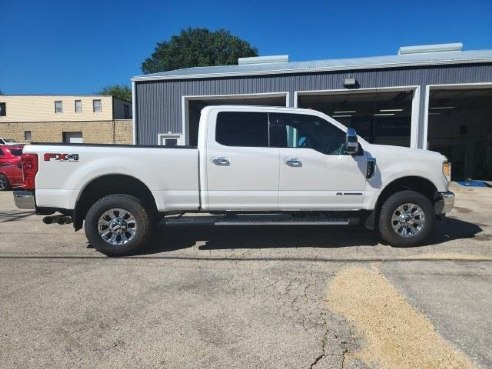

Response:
(428, 216), (484, 245)
(140, 216), (483, 255)
(0, 211), (35, 223)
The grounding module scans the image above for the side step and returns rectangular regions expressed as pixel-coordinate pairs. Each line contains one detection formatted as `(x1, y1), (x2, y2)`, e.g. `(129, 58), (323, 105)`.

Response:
(164, 214), (359, 227)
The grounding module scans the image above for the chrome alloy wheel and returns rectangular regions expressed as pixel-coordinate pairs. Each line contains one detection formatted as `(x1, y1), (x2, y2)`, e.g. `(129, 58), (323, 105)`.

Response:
(391, 203), (425, 238)
(97, 208), (137, 246)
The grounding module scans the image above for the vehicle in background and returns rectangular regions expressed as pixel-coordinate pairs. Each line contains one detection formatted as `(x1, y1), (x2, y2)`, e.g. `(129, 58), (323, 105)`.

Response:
(0, 138), (22, 145)
(0, 145), (24, 190)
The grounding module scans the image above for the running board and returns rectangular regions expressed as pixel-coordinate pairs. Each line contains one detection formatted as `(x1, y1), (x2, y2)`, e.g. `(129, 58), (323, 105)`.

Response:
(164, 214), (359, 227)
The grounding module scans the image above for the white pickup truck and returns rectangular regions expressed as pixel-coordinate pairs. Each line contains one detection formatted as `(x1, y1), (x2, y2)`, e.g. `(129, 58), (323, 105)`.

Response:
(14, 105), (454, 256)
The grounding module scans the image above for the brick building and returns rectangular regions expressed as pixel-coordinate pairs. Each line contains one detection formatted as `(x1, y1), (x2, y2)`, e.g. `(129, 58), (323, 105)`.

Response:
(0, 95), (133, 144)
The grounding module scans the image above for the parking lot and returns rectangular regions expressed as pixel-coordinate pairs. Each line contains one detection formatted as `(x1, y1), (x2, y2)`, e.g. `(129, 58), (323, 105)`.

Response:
(0, 184), (491, 369)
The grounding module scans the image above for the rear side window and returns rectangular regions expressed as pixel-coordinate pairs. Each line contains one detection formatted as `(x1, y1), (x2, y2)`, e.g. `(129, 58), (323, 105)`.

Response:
(216, 112), (268, 147)
(10, 148), (23, 156)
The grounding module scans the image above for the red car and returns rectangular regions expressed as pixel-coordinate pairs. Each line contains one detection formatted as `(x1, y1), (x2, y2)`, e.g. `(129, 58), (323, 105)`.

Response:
(0, 145), (24, 190)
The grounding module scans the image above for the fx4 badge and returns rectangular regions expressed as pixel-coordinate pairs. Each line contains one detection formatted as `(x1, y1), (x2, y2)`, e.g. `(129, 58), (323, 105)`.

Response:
(44, 153), (79, 162)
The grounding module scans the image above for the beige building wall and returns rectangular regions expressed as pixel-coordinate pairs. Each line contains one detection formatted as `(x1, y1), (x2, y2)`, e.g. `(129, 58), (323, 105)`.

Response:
(0, 95), (114, 122)
(0, 120), (133, 144)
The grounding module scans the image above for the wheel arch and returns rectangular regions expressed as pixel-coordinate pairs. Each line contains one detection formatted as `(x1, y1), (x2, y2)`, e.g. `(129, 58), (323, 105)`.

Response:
(73, 174), (158, 231)
(366, 176), (439, 230)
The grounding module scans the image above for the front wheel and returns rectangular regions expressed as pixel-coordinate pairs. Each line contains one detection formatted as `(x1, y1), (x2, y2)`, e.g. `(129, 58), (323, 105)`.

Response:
(378, 190), (435, 247)
(85, 194), (152, 256)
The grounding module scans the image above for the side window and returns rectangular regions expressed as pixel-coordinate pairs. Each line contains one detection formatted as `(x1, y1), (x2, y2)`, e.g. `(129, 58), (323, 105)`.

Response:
(269, 113), (346, 155)
(0, 149), (4, 155)
(216, 112), (268, 147)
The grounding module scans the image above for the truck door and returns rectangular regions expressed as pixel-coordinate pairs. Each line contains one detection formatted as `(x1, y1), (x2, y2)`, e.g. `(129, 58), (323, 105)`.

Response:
(203, 111), (280, 211)
(270, 112), (368, 210)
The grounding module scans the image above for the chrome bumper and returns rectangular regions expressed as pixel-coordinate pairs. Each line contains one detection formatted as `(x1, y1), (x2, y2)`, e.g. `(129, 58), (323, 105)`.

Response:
(435, 191), (455, 214)
(13, 191), (35, 209)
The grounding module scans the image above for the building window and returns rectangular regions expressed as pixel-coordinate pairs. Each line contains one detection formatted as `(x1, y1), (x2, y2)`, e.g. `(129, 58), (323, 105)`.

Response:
(124, 104), (130, 119)
(75, 100), (82, 113)
(62, 132), (83, 143)
(0, 102), (6, 116)
(93, 99), (102, 112)
(55, 100), (63, 113)
(24, 131), (32, 141)
(158, 133), (183, 146)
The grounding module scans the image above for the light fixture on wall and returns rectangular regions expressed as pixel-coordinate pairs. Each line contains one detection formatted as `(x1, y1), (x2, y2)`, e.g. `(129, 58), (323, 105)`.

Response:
(344, 77), (359, 88)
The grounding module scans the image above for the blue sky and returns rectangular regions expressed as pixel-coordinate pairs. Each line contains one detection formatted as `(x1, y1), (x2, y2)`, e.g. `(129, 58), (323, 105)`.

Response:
(1, 0), (491, 94)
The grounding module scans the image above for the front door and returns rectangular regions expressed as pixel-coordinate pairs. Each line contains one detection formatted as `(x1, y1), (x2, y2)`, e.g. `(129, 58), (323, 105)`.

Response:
(204, 111), (279, 211)
(270, 112), (368, 210)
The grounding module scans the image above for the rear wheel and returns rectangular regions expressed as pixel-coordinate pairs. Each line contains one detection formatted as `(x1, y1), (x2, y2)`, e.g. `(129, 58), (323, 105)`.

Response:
(0, 174), (10, 191)
(378, 190), (435, 247)
(85, 194), (152, 257)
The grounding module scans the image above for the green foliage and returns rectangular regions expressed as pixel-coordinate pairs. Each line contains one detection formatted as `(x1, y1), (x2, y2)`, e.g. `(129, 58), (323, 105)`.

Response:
(98, 84), (132, 102)
(142, 28), (258, 73)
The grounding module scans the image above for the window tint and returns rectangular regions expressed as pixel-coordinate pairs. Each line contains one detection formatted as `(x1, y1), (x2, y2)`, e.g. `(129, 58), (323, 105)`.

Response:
(216, 112), (268, 147)
(269, 113), (346, 155)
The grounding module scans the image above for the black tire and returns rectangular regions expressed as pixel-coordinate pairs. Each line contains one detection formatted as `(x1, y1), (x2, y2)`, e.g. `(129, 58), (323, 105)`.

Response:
(378, 190), (435, 247)
(0, 174), (10, 191)
(85, 194), (152, 257)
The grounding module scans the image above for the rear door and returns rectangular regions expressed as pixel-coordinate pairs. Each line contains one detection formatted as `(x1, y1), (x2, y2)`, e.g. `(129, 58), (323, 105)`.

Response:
(203, 111), (280, 210)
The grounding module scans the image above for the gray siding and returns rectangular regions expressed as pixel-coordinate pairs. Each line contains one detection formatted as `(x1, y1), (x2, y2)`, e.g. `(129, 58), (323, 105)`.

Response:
(135, 64), (492, 146)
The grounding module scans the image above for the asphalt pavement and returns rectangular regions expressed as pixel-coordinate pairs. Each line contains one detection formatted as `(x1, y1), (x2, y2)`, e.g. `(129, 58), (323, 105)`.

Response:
(0, 183), (491, 369)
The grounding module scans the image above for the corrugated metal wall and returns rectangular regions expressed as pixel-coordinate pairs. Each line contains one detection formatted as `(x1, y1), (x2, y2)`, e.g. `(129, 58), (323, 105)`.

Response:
(135, 64), (492, 146)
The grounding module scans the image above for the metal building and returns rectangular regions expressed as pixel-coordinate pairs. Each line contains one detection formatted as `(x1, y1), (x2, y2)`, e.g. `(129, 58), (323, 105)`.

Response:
(132, 43), (492, 180)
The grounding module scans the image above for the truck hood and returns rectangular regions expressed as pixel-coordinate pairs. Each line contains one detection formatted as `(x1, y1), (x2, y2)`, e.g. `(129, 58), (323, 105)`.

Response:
(365, 144), (447, 162)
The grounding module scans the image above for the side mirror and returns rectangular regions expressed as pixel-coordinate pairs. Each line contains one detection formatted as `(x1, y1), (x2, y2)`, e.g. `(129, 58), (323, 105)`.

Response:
(345, 128), (359, 155)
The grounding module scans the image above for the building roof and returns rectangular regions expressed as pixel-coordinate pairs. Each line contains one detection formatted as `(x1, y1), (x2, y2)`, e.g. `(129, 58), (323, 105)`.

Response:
(132, 49), (492, 82)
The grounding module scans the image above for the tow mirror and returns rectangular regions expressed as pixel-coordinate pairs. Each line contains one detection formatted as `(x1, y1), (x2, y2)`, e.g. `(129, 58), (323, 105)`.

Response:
(345, 128), (359, 155)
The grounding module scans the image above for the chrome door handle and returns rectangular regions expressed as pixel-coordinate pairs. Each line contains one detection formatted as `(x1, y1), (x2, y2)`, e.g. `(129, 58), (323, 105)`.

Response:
(212, 157), (230, 166)
(285, 158), (302, 167)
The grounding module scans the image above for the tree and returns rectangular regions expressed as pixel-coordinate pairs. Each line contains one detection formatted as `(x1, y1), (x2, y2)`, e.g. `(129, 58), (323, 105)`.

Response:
(98, 84), (131, 102)
(142, 28), (258, 74)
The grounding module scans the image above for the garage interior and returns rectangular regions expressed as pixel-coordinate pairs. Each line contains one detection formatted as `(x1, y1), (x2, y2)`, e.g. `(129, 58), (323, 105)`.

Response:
(187, 95), (287, 146)
(427, 87), (492, 180)
(297, 90), (414, 147)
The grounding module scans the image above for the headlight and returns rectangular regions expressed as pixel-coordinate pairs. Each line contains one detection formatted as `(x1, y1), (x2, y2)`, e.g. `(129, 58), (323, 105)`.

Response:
(443, 161), (452, 180)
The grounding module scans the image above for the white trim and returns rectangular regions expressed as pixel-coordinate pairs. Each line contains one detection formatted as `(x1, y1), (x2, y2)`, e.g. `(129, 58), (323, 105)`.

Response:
(157, 133), (185, 146)
(410, 86), (420, 148)
(131, 81), (136, 145)
(182, 92), (289, 145)
(295, 86), (421, 148)
(423, 82), (492, 150)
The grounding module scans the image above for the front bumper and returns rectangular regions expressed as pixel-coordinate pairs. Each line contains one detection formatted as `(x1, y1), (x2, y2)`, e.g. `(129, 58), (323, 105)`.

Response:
(13, 190), (35, 209)
(435, 191), (455, 214)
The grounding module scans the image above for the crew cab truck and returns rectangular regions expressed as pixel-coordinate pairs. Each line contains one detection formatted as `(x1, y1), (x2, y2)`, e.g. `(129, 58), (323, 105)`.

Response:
(14, 105), (454, 256)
